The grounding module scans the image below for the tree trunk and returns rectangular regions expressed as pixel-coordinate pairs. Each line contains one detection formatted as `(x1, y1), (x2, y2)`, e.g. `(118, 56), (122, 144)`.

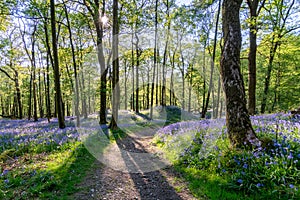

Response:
(180, 42), (185, 110)
(261, 38), (279, 114)
(246, 0), (266, 115)
(63, 3), (80, 125)
(247, 0), (258, 115)
(46, 53), (51, 122)
(28, 69), (32, 120)
(50, 0), (65, 129)
(150, 0), (158, 119)
(201, 0), (221, 118)
(124, 59), (128, 110)
(131, 30), (135, 111)
(135, 31), (140, 113)
(110, 0), (119, 130)
(221, 0), (259, 148)
(32, 26), (38, 122)
(201, 42), (207, 118)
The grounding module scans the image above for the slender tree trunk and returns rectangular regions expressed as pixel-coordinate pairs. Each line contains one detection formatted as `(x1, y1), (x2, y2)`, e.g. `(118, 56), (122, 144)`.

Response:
(246, 0), (266, 115)
(180, 42), (185, 110)
(150, 0), (158, 119)
(261, 38), (279, 114)
(124, 59), (128, 110)
(156, 50), (159, 106)
(28, 69), (32, 120)
(63, 3), (80, 125)
(14, 71), (22, 119)
(135, 31), (140, 113)
(247, 1), (257, 115)
(162, 0), (170, 107)
(188, 64), (193, 113)
(46, 54), (51, 121)
(146, 68), (150, 109)
(50, 0), (65, 129)
(201, 42), (207, 117)
(221, 0), (259, 148)
(32, 26), (38, 122)
(131, 30), (135, 111)
(110, 0), (119, 130)
(38, 68), (44, 118)
(215, 75), (221, 118)
(201, 0), (221, 118)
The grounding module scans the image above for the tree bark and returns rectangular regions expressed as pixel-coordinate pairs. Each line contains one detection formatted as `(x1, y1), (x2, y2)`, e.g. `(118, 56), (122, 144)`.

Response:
(50, 0), (65, 129)
(110, 0), (119, 130)
(246, 0), (266, 115)
(63, 3), (80, 125)
(150, 0), (158, 119)
(31, 25), (38, 122)
(201, 0), (221, 118)
(221, 0), (259, 148)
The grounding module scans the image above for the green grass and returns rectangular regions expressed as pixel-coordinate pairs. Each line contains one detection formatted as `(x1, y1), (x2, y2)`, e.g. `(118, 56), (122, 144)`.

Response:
(0, 142), (95, 199)
(154, 117), (300, 199)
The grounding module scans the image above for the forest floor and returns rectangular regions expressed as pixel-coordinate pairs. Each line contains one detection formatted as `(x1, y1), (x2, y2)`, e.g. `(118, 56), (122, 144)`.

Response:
(72, 126), (198, 200)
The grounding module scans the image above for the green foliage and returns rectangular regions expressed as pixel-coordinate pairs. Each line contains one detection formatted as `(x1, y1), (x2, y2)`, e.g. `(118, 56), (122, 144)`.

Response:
(0, 142), (95, 199)
(155, 115), (300, 199)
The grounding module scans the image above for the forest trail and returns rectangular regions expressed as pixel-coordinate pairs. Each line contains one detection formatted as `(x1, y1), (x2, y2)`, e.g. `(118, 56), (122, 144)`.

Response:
(72, 127), (198, 200)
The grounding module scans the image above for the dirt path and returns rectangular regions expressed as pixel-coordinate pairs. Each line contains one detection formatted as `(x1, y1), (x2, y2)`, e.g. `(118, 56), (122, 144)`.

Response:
(72, 128), (197, 200)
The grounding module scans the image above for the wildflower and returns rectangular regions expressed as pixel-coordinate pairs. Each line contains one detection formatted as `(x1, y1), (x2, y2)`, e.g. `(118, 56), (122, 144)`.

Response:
(289, 184), (294, 189)
(243, 163), (248, 169)
(256, 183), (263, 187)
(4, 179), (9, 184)
(288, 152), (293, 160)
(294, 160), (298, 164)
(1, 169), (9, 176)
(237, 179), (243, 184)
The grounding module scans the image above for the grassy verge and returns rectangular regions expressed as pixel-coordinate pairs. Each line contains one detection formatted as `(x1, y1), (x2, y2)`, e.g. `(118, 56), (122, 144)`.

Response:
(0, 142), (95, 199)
(154, 115), (300, 199)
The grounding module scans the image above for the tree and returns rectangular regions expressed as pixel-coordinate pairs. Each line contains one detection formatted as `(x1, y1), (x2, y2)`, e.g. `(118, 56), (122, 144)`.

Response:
(63, 3), (80, 126)
(201, 0), (221, 118)
(82, 0), (108, 124)
(220, 0), (259, 148)
(50, 0), (65, 129)
(246, 0), (266, 115)
(260, 0), (298, 113)
(150, 0), (159, 119)
(109, 0), (119, 130)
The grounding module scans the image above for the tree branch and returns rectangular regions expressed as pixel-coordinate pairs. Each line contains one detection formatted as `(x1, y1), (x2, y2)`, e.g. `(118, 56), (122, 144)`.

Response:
(0, 67), (15, 81)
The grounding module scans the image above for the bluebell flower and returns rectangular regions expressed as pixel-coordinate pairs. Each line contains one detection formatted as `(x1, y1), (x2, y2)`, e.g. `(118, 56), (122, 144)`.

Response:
(287, 152), (293, 160)
(237, 179), (243, 184)
(1, 169), (9, 176)
(289, 184), (294, 189)
(256, 183), (263, 187)
(243, 163), (248, 169)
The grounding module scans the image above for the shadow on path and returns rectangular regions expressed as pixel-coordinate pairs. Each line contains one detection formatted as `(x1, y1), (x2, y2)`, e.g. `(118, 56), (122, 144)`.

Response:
(113, 131), (183, 200)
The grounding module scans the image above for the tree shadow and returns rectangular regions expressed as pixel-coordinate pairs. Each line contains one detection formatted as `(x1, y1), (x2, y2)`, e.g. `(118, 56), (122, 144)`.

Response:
(112, 130), (183, 200)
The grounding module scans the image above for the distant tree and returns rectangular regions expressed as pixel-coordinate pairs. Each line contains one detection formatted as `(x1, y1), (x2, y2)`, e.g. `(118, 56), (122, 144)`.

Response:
(110, 0), (119, 130)
(220, 0), (260, 148)
(63, 3), (80, 126)
(246, 0), (266, 115)
(260, 0), (298, 113)
(50, 0), (65, 129)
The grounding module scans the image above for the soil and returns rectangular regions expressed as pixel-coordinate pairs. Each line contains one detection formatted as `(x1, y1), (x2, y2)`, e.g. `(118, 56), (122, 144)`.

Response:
(72, 127), (198, 200)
